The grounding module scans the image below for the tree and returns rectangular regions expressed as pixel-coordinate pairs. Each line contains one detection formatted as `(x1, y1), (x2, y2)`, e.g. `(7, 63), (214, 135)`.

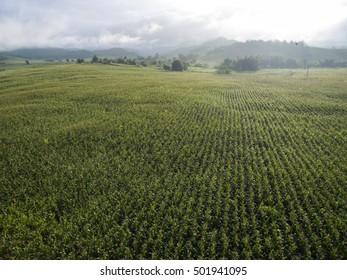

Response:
(318, 58), (335, 67)
(100, 57), (112, 64)
(163, 64), (171, 71)
(233, 56), (259, 71)
(91, 55), (98, 64)
(76, 58), (84, 64)
(171, 59), (186, 71)
(25, 60), (30, 65)
(216, 58), (233, 74)
(216, 65), (231, 74)
(217, 56), (259, 73)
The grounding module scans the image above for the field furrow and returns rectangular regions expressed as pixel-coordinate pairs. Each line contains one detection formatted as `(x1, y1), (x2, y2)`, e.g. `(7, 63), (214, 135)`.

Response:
(1, 65), (346, 259)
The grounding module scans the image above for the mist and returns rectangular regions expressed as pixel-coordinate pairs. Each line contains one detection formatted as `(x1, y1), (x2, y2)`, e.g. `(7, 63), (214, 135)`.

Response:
(0, 0), (346, 51)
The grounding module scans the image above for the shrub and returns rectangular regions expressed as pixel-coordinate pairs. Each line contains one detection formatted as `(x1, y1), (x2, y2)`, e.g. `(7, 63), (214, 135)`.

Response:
(163, 64), (171, 71)
(171, 59), (186, 71)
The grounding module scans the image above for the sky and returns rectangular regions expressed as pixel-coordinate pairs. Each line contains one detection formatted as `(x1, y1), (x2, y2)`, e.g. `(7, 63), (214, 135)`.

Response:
(0, 0), (347, 51)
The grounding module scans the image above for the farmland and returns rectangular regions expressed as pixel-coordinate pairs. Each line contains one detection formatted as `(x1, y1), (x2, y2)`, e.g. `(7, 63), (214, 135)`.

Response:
(0, 64), (346, 259)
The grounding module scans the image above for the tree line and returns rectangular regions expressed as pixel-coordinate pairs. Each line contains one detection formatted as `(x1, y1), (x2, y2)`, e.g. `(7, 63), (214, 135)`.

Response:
(75, 52), (346, 73)
(216, 55), (347, 74)
(216, 57), (259, 73)
(76, 53), (202, 72)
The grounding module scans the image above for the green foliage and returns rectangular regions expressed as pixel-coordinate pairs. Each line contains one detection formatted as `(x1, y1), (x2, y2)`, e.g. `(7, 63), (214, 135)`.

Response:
(216, 65), (231, 74)
(102, 58), (111, 64)
(318, 58), (347, 68)
(163, 64), (171, 71)
(0, 64), (346, 259)
(2, 47), (137, 60)
(91, 55), (98, 64)
(0, 55), (9, 61)
(198, 40), (347, 66)
(260, 56), (299, 68)
(218, 54), (347, 71)
(216, 56), (259, 73)
(216, 58), (233, 74)
(233, 56), (259, 71)
(171, 59), (187, 71)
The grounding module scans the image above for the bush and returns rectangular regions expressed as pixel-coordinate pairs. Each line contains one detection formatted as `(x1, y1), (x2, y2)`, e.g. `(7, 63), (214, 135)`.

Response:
(163, 64), (171, 71)
(217, 56), (259, 73)
(91, 55), (98, 64)
(216, 65), (231, 74)
(216, 58), (233, 74)
(172, 59), (186, 71)
(233, 56), (259, 71)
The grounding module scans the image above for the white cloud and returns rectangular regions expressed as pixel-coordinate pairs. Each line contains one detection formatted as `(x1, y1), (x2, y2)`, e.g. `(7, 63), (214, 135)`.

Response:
(99, 31), (140, 45)
(0, 14), (69, 50)
(0, 0), (346, 50)
(136, 23), (162, 36)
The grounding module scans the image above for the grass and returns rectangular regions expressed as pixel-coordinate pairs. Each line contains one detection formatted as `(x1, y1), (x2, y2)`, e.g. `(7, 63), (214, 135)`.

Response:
(0, 63), (346, 259)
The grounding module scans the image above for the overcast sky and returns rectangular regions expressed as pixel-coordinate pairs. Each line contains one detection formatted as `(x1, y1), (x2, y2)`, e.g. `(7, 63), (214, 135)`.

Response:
(1, 0), (346, 51)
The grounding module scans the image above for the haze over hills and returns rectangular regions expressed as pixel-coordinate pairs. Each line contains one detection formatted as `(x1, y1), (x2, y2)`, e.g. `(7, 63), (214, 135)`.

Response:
(185, 39), (347, 66)
(165, 37), (237, 58)
(1, 1), (346, 54)
(0, 37), (235, 60)
(1, 48), (138, 60)
(1, 37), (347, 67)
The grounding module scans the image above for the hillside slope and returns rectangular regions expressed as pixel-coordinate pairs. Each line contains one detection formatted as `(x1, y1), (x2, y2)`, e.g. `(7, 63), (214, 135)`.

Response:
(199, 40), (347, 66)
(166, 39), (347, 66)
(2, 47), (138, 60)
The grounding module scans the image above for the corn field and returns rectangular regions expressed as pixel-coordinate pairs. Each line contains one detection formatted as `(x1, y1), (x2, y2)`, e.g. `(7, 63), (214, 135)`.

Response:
(0, 65), (346, 259)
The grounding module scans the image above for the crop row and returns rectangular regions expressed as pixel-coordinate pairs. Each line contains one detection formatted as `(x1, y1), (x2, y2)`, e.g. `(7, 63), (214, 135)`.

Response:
(0, 65), (346, 259)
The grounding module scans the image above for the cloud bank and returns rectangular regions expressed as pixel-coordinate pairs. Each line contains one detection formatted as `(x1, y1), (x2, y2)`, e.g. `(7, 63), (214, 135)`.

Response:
(0, 0), (346, 51)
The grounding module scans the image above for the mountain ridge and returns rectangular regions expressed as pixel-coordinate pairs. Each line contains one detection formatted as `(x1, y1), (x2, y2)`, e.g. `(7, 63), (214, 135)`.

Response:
(1, 47), (138, 60)
(2, 38), (347, 67)
(168, 39), (347, 66)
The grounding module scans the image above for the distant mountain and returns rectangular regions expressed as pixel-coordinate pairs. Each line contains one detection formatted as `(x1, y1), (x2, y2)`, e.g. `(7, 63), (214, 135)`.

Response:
(165, 38), (347, 66)
(166, 37), (236, 58)
(193, 37), (237, 54)
(3, 47), (138, 60)
(94, 48), (138, 58)
(197, 40), (347, 66)
(3, 40), (346, 67)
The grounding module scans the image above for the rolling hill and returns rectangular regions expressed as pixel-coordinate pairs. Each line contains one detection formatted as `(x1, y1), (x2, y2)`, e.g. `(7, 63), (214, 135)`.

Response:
(1, 47), (138, 60)
(2, 39), (347, 68)
(167, 39), (347, 67)
(165, 37), (237, 58)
